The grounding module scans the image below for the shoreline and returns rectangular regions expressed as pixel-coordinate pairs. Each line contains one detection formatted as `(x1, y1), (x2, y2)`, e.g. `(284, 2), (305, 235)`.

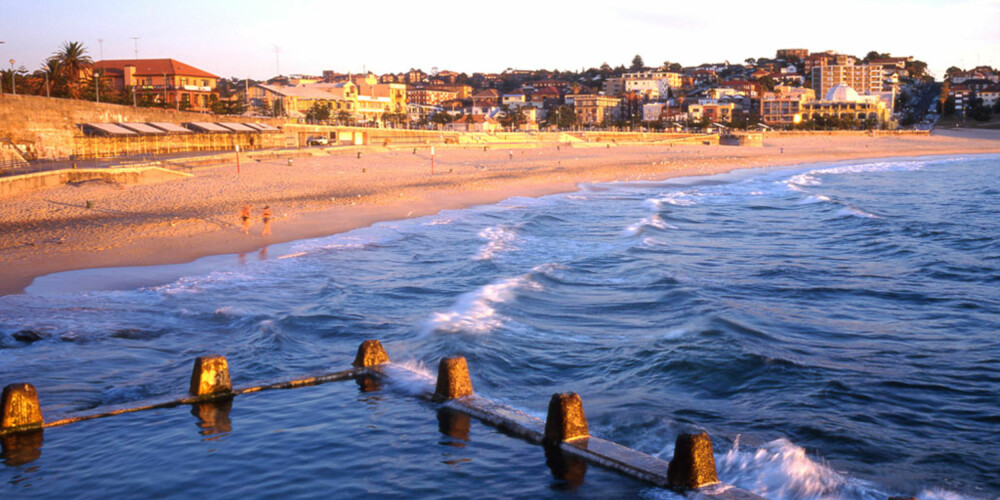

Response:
(3, 130), (1000, 296)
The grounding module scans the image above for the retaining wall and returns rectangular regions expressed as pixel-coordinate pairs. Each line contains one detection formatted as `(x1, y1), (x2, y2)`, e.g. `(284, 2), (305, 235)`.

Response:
(763, 130), (930, 138)
(0, 94), (283, 159)
(0, 166), (193, 198)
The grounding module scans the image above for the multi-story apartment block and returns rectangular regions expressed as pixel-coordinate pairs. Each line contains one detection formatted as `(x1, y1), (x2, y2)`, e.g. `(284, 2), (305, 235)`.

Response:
(503, 89), (528, 108)
(623, 71), (682, 88)
(718, 80), (762, 99)
(624, 78), (661, 98)
(621, 71), (682, 99)
(574, 95), (621, 125)
(687, 102), (735, 123)
(759, 86), (816, 126)
(533, 79), (571, 92)
(471, 88), (501, 106)
(408, 88), (458, 106)
(354, 79), (407, 113)
(530, 87), (561, 108)
(686, 69), (718, 86)
(603, 77), (624, 96)
(811, 64), (884, 98)
(776, 49), (809, 60)
(251, 83), (356, 117)
(93, 58), (218, 111)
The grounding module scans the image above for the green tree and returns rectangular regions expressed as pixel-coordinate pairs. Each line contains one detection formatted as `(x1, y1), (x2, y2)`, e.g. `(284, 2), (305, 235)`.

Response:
(942, 95), (955, 115)
(305, 101), (332, 122)
(863, 51), (889, 63)
(0, 66), (28, 94)
(499, 106), (526, 130)
(727, 113), (749, 130)
(906, 60), (929, 80)
(50, 41), (93, 98)
(546, 105), (576, 129)
(34, 59), (61, 97)
(258, 98), (272, 116)
(968, 95), (992, 121)
(661, 62), (682, 72)
(430, 111), (454, 125)
(631, 55), (645, 71)
(945, 66), (963, 79)
(758, 76), (777, 91)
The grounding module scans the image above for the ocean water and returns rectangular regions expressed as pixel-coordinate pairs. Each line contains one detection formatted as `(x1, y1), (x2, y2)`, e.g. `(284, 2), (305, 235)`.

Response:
(2, 154), (999, 499)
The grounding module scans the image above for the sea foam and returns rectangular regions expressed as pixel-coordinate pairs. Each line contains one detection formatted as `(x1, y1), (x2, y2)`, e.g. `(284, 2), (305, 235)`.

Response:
(474, 225), (520, 261)
(425, 274), (542, 335)
(717, 437), (884, 500)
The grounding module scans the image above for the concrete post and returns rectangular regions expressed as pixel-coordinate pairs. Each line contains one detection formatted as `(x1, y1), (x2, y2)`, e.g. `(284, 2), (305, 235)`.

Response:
(189, 355), (232, 397)
(666, 431), (719, 490)
(433, 357), (473, 402)
(1, 383), (44, 432)
(352, 340), (390, 368)
(544, 392), (589, 444)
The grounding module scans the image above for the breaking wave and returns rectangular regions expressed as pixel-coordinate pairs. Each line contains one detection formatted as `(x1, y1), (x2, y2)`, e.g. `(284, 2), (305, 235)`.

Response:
(474, 225), (520, 261)
(424, 273), (542, 335)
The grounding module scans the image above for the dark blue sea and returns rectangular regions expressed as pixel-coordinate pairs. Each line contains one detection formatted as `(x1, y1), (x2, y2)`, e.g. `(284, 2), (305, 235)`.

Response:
(2, 154), (999, 499)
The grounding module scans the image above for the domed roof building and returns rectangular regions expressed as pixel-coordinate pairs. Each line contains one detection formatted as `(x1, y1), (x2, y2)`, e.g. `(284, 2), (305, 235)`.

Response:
(824, 83), (861, 102)
(802, 83), (889, 128)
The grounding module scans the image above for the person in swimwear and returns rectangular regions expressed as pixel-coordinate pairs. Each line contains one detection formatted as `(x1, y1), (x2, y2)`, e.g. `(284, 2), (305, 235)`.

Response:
(261, 205), (273, 237)
(240, 204), (252, 235)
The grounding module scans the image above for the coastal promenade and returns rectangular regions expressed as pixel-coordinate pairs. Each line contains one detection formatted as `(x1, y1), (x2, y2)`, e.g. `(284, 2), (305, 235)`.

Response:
(1, 129), (999, 295)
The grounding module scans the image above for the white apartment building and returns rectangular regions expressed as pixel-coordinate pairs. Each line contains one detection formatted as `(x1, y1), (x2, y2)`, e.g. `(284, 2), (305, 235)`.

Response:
(811, 64), (884, 98)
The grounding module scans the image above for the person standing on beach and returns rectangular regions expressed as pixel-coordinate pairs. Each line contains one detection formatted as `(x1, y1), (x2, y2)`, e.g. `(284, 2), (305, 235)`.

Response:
(261, 205), (273, 237)
(240, 204), (252, 235)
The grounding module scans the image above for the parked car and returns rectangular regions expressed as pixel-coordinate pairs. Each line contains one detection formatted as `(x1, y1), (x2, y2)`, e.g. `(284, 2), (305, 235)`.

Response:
(307, 136), (329, 146)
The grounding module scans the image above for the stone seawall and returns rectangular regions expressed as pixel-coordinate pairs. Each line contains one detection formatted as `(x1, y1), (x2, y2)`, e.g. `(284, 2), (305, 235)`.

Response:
(0, 166), (193, 198)
(764, 129), (930, 137)
(0, 94), (283, 159)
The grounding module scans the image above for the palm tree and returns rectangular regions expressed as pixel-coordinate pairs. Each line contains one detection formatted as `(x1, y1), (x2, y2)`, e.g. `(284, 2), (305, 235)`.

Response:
(50, 41), (92, 98)
(34, 59), (61, 97)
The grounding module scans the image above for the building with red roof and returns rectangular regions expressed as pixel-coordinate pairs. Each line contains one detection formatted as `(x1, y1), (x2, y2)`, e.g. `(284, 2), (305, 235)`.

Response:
(94, 58), (219, 112)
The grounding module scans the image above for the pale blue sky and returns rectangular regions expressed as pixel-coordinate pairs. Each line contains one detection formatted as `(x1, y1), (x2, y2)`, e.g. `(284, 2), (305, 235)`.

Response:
(2, 0), (997, 80)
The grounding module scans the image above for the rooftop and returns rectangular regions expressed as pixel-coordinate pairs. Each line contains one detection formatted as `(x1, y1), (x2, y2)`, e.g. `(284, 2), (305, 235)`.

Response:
(94, 58), (218, 79)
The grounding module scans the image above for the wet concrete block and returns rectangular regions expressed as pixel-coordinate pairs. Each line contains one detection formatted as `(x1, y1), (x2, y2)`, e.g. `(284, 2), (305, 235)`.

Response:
(446, 395), (545, 443)
(352, 339), (390, 368)
(544, 392), (589, 444)
(667, 431), (720, 490)
(562, 436), (669, 486)
(433, 357), (474, 402)
(189, 355), (233, 397)
(1, 383), (44, 432)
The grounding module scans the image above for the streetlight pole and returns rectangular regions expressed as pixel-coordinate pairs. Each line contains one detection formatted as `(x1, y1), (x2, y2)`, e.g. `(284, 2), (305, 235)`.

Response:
(9, 59), (15, 95)
(0, 41), (5, 95)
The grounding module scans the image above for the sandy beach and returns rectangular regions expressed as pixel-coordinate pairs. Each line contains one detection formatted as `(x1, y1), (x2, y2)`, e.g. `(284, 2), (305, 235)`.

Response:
(2, 129), (999, 296)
